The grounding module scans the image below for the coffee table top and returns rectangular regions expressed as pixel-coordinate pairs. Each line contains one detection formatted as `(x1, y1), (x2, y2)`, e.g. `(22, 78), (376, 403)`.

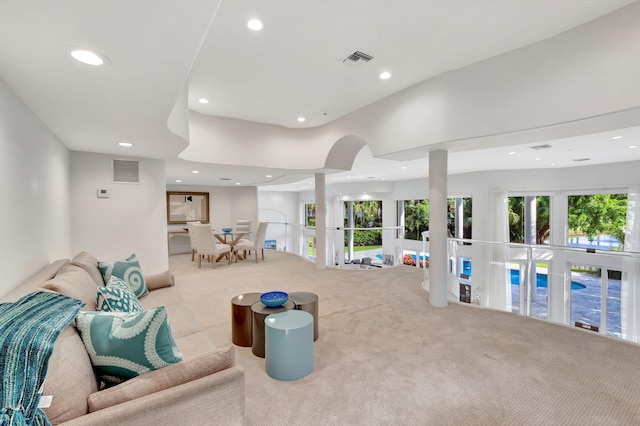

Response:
(251, 300), (294, 315)
(231, 292), (262, 307)
(265, 310), (313, 330)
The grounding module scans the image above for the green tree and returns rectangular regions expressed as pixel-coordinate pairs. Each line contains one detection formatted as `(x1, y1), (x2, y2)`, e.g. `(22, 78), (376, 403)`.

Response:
(508, 196), (550, 244)
(305, 203), (315, 227)
(344, 201), (383, 246)
(404, 199), (430, 240)
(568, 194), (627, 246)
(346, 201), (382, 228)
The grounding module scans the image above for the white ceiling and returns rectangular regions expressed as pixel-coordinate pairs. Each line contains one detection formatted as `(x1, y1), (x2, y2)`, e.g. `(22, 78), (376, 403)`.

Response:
(1, 0), (638, 191)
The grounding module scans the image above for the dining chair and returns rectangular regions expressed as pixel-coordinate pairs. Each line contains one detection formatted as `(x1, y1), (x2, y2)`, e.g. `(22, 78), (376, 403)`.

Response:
(235, 219), (252, 246)
(186, 221), (201, 261)
(193, 224), (232, 268)
(235, 222), (268, 263)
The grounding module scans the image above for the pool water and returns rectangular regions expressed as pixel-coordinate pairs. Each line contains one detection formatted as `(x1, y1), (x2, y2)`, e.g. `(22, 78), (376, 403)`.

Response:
(509, 269), (585, 290)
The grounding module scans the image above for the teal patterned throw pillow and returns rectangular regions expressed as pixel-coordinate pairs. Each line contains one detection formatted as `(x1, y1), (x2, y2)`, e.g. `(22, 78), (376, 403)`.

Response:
(75, 307), (183, 384)
(96, 276), (142, 313)
(98, 253), (149, 298)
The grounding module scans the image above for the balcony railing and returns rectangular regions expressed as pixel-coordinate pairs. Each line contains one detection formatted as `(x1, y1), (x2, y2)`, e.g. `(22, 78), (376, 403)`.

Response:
(438, 236), (640, 344)
(262, 221), (640, 344)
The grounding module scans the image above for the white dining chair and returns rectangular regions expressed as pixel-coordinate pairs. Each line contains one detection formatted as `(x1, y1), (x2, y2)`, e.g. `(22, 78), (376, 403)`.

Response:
(193, 224), (232, 268)
(186, 221), (201, 261)
(235, 222), (268, 263)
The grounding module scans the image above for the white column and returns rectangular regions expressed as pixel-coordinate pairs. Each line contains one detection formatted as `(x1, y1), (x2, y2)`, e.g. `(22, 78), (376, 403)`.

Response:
(314, 173), (327, 269)
(549, 193), (569, 324)
(524, 196), (537, 305)
(622, 186), (640, 342)
(348, 201), (354, 261)
(429, 150), (448, 307)
(485, 191), (510, 311)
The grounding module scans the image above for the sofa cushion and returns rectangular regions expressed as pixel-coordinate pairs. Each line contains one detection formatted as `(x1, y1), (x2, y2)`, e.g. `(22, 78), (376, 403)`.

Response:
(145, 270), (174, 291)
(97, 276), (142, 313)
(139, 288), (202, 339)
(87, 346), (236, 412)
(174, 332), (218, 360)
(98, 253), (149, 298)
(41, 263), (100, 311)
(42, 326), (99, 423)
(75, 307), (183, 385)
(71, 251), (104, 287)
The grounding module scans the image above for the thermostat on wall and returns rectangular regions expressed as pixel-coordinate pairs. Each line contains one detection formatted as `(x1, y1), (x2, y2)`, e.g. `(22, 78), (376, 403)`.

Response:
(97, 188), (110, 198)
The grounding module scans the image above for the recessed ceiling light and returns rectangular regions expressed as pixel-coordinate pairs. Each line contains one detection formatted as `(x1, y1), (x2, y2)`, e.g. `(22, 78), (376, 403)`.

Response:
(191, 170), (199, 174)
(236, 182), (241, 185)
(176, 179), (182, 183)
(265, 174), (273, 178)
(611, 135), (623, 140)
(534, 157), (541, 161)
(508, 151), (516, 155)
(198, 98), (209, 104)
(629, 145), (638, 149)
(379, 71), (391, 80)
(297, 116), (306, 122)
(550, 163), (557, 167)
(247, 19), (263, 31)
(70, 49), (105, 66)
(401, 166), (407, 170)
(118, 142), (133, 147)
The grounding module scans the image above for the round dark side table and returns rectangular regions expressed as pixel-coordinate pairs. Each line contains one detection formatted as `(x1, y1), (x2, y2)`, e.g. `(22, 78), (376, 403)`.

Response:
(251, 300), (294, 358)
(231, 292), (262, 347)
(289, 291), (319, 341)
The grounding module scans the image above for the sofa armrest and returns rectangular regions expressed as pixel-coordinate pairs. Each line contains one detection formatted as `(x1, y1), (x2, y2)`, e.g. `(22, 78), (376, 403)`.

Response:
(61, 366), (245, 426)
(88, 346), (236, 412)
(144, 270), (174, 290)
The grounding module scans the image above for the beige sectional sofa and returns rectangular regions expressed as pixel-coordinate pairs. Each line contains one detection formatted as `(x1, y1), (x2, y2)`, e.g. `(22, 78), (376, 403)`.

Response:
(0, 252), (245, 425)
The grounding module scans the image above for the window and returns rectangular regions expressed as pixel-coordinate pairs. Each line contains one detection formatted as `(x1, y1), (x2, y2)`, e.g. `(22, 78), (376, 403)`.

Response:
(344, 200), (383, 262)
(507, 196), (549, 244)
(305, 203), (315, 228)
(568, 193), (627, 251)
(399, 198), (471, 241)
(402, 199), (429, 241)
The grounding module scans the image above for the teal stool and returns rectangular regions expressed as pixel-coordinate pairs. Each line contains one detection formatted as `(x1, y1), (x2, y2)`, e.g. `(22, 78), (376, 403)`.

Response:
(265, 310), (314, 381)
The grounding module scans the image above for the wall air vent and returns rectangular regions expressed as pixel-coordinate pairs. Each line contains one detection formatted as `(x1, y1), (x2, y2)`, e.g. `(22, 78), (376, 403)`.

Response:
(341, 50), (374, 68)
(573, 158), (591, 162)
(531, 144), (552, 150)
(112, 159), (139, 183)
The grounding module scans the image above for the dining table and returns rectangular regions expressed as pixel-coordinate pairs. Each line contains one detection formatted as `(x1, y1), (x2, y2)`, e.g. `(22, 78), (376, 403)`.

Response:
(214, 231), (252, 261)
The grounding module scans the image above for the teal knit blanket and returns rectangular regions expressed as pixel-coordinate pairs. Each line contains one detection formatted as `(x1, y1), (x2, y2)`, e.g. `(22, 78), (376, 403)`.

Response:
(0, 292), (83, 426)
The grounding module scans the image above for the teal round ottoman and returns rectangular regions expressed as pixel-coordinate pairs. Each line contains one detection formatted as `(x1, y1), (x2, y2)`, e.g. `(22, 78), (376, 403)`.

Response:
(265, 310), (314, 381)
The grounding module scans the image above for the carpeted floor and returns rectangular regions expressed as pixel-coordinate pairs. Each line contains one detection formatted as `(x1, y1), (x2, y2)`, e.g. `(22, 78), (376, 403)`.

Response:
(170, 250), (640, 425)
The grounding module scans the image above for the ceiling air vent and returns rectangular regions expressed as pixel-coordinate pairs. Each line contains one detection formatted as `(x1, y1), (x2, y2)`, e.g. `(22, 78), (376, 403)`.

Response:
(341, 50), (374, 68)
(112, 159), (139, 183)
(573, 158), (591, 162)
(531, 144), (552, 150)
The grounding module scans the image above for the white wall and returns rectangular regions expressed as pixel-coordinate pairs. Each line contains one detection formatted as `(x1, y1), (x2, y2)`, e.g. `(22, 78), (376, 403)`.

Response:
(70, 152), (168, 274)
(166, 184), (258, 254)
(0, 79), (72, 297)
(258, 191), (298, 251)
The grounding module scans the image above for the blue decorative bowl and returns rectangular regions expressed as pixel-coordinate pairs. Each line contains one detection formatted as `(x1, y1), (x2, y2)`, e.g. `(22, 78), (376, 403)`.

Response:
(221, 227), (233, 233)
(260, 291), (288, 307)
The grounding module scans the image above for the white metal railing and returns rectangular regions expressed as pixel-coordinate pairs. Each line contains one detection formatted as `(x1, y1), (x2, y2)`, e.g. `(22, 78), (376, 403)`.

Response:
(262, 222), (640, 344)
(439, 236), (640, 344)
(326, 226), (404, 269)
(263, 222), (405, 267)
